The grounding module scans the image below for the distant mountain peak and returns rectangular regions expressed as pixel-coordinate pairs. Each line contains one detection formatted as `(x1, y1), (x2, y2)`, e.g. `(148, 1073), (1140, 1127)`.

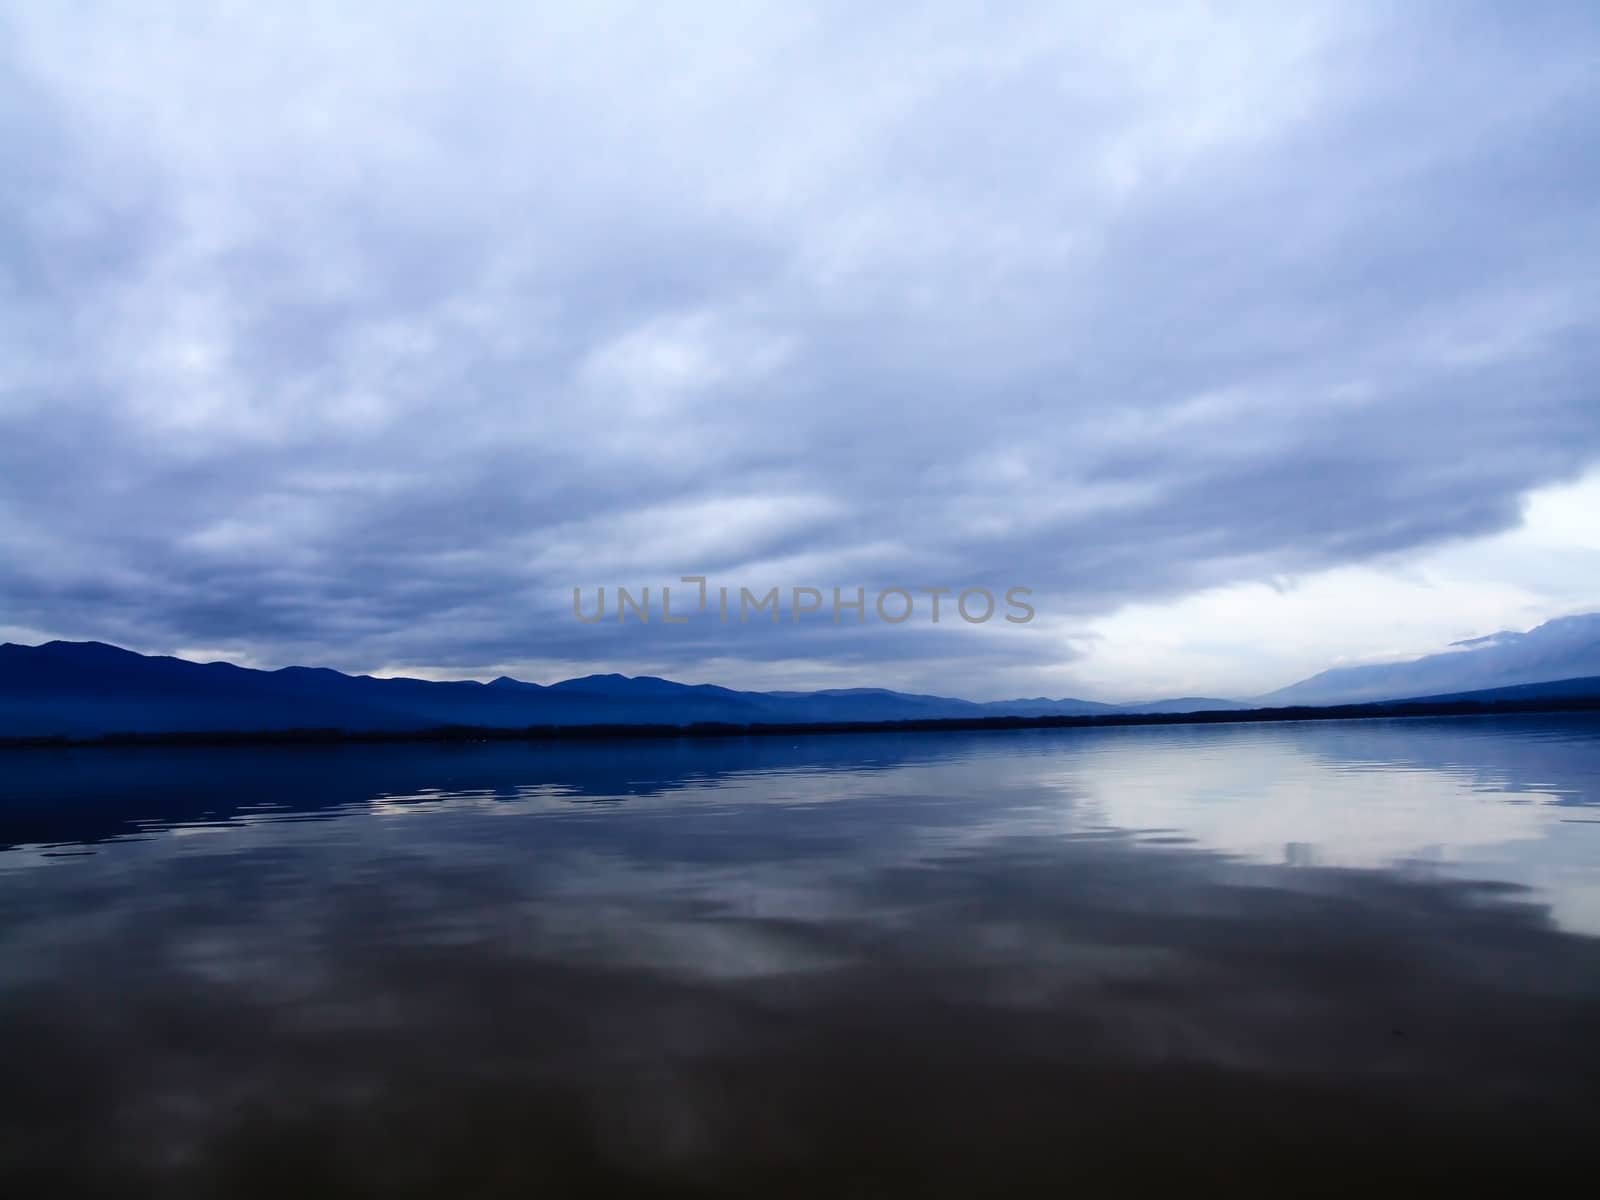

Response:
(1260, 612), (1600, 707)
(39, 639), (143, 658)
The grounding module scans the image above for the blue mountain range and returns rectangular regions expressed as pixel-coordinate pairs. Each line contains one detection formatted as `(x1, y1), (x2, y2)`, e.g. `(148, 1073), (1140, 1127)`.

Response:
(0, 640), (1124, 737)
(2, 612), (1598, 739)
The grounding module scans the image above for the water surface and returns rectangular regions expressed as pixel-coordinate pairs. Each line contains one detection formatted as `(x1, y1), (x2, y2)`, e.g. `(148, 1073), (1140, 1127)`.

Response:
(3, 717), (1599, 1193)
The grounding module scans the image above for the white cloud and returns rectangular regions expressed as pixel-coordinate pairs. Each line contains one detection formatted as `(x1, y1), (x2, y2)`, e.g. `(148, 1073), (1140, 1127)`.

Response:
(1072, 469), (1600, 701)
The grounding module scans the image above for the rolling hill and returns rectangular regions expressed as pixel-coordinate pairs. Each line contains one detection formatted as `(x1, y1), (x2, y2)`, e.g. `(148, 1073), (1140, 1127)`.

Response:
(0, 641), (1117, 738)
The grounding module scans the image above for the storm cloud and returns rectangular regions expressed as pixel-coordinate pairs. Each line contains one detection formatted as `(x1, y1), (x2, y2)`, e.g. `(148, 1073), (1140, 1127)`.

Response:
(2, 1), (1597, 694)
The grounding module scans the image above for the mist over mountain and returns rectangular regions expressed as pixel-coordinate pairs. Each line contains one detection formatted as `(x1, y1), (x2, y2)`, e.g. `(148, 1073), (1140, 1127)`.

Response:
(1256, 614), (1600, 707)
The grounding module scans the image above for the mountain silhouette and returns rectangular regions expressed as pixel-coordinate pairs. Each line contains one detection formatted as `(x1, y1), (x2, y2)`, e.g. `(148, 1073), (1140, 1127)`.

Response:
(5, 612), (1600, 740)
(0, 641), (1118, 738)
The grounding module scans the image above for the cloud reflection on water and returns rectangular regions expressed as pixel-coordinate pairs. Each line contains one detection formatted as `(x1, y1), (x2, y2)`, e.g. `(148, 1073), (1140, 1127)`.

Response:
(1, 718), (1598, 1192)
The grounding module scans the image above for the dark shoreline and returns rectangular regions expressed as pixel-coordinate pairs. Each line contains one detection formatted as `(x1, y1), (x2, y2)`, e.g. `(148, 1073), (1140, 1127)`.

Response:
(5, 693), (1600, 751)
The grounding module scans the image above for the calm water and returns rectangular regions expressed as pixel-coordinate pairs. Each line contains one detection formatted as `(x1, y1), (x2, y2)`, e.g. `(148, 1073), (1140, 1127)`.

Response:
(3, 717), (1599, 1194)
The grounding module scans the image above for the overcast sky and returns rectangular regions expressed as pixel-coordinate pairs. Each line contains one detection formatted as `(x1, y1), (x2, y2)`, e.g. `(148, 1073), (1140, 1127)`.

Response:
(2, 1), (1598, 700)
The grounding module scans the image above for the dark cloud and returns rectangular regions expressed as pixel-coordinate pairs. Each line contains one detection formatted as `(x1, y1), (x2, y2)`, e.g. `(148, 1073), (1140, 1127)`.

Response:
(2, 1), (1597, 690)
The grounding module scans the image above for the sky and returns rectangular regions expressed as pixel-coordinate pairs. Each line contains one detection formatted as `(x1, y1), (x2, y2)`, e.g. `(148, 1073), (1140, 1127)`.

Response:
(2, 1), (1598, 702)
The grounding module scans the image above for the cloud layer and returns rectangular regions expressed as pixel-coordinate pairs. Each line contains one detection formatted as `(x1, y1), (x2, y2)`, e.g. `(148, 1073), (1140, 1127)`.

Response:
(2, 1), (1597, 693)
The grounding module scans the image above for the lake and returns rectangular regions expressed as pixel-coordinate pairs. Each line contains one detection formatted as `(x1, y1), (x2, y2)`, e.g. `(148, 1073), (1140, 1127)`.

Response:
(3, 716), (1599, 1194)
